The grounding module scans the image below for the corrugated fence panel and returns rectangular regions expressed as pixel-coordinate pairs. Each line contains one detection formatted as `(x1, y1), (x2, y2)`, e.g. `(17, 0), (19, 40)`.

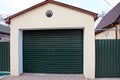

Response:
(0, 42), (10, 71)
(96, 40), (120, 77)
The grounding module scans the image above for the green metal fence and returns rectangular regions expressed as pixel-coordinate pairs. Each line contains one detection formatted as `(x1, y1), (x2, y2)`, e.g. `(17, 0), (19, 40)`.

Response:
(95, 40), (120, 77)
(0, 42), (10, 72)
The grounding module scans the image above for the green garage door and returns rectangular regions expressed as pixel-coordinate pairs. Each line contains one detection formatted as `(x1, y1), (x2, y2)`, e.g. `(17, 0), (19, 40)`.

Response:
(23, 29), (83, 74)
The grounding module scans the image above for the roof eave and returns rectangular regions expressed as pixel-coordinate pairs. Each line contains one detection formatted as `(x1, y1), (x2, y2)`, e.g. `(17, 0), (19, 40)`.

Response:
(95, 22), (119, 35)
(5, 0), (98, 24)
(0, 32), (10, 35)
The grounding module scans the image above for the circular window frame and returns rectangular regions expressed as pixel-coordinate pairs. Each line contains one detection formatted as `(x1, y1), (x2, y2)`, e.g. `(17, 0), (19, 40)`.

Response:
(46, 10), (53, 17)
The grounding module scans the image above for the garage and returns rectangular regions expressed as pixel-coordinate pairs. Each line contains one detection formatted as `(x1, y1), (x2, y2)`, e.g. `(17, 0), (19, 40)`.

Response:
(23, 29), (83, 74)
(6, 0), (97, 78)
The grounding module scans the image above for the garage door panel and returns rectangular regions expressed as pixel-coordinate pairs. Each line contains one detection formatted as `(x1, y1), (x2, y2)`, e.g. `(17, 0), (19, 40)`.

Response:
(23, 29), (83, 74)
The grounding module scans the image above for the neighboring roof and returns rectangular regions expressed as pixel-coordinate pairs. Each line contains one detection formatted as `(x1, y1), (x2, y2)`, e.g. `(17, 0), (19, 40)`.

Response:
(96, 2), (120, 34)
(6, 0), (97, 24)
(0, 24), (10, 34)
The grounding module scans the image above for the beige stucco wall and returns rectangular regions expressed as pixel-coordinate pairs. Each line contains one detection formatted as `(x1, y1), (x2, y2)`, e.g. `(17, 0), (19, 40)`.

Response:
(117, 24), (120, 39)
(96, 23), (120, 39)
(10, 3), (95, 79)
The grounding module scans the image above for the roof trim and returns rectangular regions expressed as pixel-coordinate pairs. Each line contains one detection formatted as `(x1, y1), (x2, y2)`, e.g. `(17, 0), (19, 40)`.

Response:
(95, 22), (119, 35)
(0, 32), (10, 35)
(6, 0), (97, 24)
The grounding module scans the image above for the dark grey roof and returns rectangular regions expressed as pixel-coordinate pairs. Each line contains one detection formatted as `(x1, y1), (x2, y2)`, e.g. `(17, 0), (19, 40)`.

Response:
(0, 24), (10, 34)
(96, 2), (120, 34)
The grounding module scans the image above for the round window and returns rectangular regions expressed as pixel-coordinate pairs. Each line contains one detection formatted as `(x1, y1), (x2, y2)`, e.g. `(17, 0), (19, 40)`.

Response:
(46, 10), (53, 17)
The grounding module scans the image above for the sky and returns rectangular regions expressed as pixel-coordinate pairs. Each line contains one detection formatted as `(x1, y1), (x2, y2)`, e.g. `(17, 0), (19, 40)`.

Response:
(0, 0), (119, 15)
(0, 0), (120, 26)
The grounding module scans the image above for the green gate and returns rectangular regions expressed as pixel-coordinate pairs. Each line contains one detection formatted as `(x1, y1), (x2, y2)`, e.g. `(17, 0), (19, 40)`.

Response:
(0, 42), (10, 76)
(96, 40), (120, 77)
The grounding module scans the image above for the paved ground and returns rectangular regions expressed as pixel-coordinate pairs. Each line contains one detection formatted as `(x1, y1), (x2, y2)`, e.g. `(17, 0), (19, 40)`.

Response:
(1, 73), (86, 80)
(95, 78), (120, 80)
(0, 76), (6, 80)
(2, 73), (120, 80)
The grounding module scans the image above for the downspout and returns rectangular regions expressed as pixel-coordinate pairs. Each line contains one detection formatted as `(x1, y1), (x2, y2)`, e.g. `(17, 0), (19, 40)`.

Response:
(115, 26), (117, 40)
